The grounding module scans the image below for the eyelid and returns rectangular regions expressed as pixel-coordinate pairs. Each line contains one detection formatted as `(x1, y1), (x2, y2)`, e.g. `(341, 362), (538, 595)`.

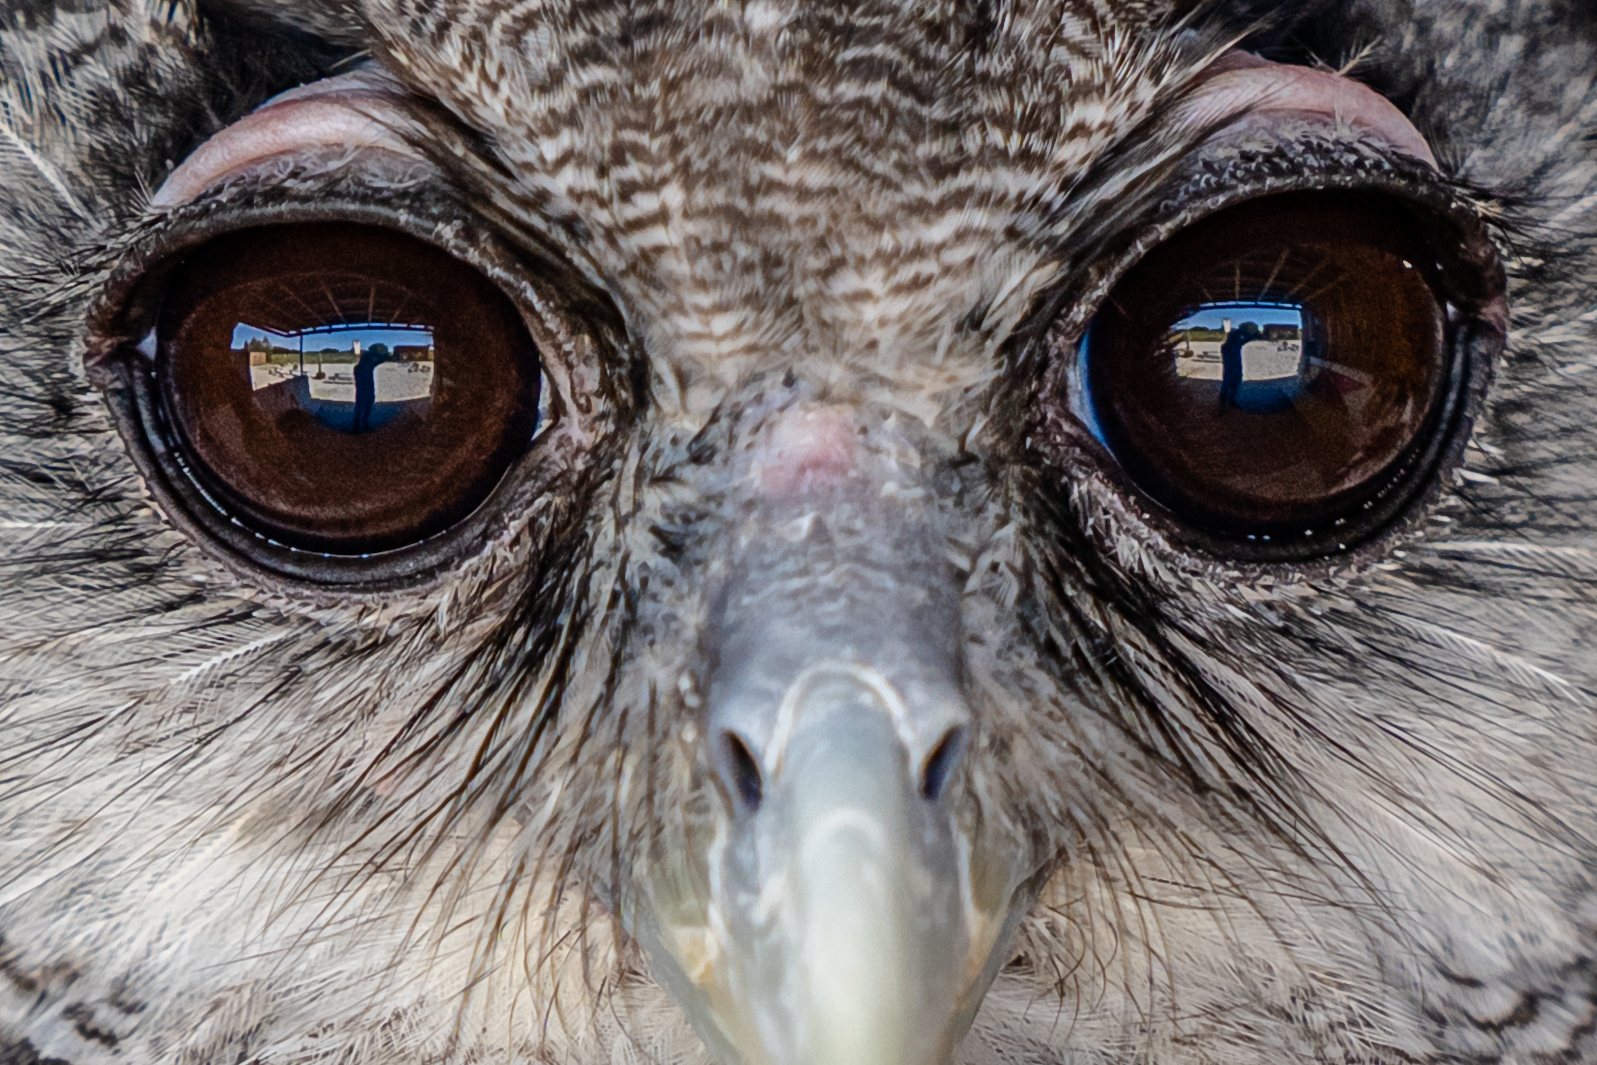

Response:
(150, 65), (426, 209)
(1181, 52), (1437, 170)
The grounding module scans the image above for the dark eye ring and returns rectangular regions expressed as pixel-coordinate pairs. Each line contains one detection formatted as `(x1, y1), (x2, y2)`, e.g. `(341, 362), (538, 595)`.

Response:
(1076, 190), (1501, 559)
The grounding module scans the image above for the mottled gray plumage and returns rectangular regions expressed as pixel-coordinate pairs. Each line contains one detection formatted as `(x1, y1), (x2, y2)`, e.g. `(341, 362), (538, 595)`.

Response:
(1, 2), (1596, 1064)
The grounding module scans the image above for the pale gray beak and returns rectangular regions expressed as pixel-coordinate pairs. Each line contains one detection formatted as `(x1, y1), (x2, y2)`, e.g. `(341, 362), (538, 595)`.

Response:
(635, 660), (1036, 1065)
(630, 403), (1039, 1065)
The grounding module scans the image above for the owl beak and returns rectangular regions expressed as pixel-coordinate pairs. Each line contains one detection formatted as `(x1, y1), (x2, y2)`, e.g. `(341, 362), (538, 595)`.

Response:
(636, 663), (1037, 1065)
(628, 402), (1038, 1065)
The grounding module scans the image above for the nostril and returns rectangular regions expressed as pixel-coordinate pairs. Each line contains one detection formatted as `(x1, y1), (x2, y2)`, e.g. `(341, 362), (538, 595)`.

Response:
(721, 730), (764, 812)
(919, 726), (965, 801)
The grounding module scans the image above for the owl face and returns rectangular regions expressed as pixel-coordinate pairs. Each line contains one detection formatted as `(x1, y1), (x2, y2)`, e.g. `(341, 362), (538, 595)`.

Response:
(3, 2), (1595, 1065)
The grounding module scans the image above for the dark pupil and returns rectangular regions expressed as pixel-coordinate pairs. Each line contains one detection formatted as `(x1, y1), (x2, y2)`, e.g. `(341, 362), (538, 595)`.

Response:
(160, 224), (541, 554)
(1085, 192), (1446, 537)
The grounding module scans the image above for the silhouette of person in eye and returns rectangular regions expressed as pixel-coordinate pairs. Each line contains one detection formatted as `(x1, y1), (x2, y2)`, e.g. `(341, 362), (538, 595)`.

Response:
(351, 340), (394, 433)
(1218, 321), (1263, 411)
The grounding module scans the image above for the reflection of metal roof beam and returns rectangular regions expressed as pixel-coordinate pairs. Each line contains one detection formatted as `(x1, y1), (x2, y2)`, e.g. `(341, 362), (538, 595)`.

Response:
(237, 278), (423, 335)
(1189, 299), (1305, 310)
(275, 282), (324, 325)
(321, 279), (348, 324)
(240, 321), (433, 338)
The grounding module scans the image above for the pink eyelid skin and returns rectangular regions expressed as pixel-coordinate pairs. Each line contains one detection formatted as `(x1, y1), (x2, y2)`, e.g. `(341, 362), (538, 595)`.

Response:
(1181, 50), (1438, 169)
(149, 51), (1436, 212)
(148, 66), (424, 209)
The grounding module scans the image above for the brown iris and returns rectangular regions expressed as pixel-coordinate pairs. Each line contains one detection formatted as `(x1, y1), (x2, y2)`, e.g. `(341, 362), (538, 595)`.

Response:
(1084, 192), (1447, 538)
(158, 223), (541, 554)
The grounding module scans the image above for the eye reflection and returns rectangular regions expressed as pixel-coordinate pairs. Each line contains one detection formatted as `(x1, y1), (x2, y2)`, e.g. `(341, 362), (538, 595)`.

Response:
(1171, 302), (1330, 414)
(156, 223), (542, 554)
(235, 322), (436, 433)
(1083, 192), (1447, 538)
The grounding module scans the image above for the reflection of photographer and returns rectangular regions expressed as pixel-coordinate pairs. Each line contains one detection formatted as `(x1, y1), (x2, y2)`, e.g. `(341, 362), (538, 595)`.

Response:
(1218, 321), (1262, 410)
(352, 342), (395, 433)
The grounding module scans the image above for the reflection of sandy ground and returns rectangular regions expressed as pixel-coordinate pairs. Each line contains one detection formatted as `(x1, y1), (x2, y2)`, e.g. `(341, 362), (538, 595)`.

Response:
(1175, 340), (1301, 381)
(249, 364), (301, 390)
(249, 361), (434, 402)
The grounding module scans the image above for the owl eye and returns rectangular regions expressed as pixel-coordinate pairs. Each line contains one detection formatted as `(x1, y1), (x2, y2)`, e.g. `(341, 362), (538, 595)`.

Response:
(1081, 191), (1454, 548)
(152, 222), (542, 555)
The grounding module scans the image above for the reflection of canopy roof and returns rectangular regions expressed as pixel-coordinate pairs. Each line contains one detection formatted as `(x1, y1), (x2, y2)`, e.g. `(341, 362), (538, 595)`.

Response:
(1191, 300), (1304, 311)
(242, 277), (432, 337)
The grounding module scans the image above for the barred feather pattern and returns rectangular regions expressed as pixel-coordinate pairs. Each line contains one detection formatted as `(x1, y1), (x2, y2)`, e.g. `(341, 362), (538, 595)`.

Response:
(1, 2), (1596, 1064)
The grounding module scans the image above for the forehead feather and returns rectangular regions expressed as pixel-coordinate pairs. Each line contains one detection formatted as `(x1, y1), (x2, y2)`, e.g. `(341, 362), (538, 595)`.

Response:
(362, 0), (1191, 417)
